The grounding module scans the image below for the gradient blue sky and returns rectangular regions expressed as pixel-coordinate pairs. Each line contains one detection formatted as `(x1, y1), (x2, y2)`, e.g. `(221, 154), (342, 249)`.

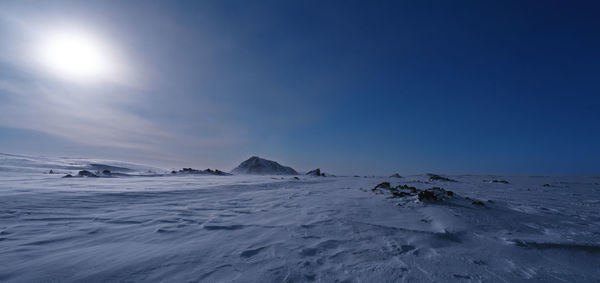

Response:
(1, 0), (599, 175)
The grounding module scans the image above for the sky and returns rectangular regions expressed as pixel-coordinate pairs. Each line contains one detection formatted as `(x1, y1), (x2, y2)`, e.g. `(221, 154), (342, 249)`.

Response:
(0, 0), (599, 175)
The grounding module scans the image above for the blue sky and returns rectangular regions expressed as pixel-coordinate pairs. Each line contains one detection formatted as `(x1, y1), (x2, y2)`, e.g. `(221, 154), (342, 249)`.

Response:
(0, 0), (599, 175)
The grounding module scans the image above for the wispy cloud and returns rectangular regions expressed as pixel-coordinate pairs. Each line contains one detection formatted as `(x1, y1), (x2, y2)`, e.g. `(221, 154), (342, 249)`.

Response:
(0, 4), (248, 167)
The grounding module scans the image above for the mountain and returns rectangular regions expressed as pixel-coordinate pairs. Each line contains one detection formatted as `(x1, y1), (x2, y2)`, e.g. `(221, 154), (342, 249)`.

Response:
(231, 156), (298, 175)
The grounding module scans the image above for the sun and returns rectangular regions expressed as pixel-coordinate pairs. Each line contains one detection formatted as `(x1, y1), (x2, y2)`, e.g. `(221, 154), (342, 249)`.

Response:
(37, 28), (114, 82)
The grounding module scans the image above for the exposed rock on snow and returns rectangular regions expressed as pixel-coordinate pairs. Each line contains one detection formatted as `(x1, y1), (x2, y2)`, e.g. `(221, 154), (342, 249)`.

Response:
(306, 168), (333, 176)
(396, 184), (418, 193)
(372, 182), (391, 192)
(64, 169), (118, 178)
(417, 187), (454, 201)
(372, 182), (459, 202)
(231, 156), (298, 175)
(428, 173), (456, 182)
(488, 179), (510, 184)
(78, 170), (98, 177)
(389, 173), (402, 178)
(371, 182), (489, 208)
(173, 167), (231, 176)
(306, 168), (324, 176)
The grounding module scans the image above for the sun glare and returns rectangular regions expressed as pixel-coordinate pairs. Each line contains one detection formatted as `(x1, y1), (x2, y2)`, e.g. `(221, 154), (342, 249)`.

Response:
(37, 29), (114, 82)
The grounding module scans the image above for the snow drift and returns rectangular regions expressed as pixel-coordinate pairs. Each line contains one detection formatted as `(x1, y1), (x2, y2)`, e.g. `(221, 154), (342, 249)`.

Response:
(1, 154), (599, 282)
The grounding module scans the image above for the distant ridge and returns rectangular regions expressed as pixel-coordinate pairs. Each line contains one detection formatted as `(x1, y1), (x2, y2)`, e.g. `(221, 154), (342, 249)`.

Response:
(0, 152), (162, 174)
(231, 156), (298, 175)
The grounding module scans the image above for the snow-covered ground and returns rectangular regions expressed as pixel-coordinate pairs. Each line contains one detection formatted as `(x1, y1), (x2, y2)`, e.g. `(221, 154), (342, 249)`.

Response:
(1, 155), (599, 282)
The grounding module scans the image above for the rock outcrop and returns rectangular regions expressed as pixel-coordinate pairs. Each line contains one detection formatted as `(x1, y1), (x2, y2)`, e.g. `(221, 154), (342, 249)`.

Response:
(306, 168), (325, 177)
(428, 174), (456, 182)
(172, 168), (232, 176)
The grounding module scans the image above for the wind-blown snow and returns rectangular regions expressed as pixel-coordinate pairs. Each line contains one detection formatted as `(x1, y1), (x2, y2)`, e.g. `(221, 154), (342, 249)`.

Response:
(1, 155), (599, 282)
(0, 153), (163, 175)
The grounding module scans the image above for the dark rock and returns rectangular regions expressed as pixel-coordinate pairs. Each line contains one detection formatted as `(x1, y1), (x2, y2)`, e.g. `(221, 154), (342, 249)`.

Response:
(392, 191), (413, 198)
(373, 182), (391, 190)
(372, 183), (459, 202)
(418, 190), (437, 201)
(49, 169), (54, 174)
(293, 176), (300, 180)
(306, 169), (325, 176)
(472, 201), (485, 206)
(102, 170), (111, 175)
(62, 174), (73, 178)
(395, 184), (417, 193)
(414, 187), (455, 201)
(78, 170), (98, 177)
(491, 179), (509, 184)
(175, 167), (232, 176)
(428, 174), (456, 182)
(389, 173), (402, 178)
(542, 184), (551, 187)
(372, 182), (393, 195)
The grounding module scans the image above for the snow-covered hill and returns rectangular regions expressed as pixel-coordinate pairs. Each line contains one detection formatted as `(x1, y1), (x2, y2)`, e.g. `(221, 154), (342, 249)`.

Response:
(231, 156), (298, 175)
(0, 152), (164, 175)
